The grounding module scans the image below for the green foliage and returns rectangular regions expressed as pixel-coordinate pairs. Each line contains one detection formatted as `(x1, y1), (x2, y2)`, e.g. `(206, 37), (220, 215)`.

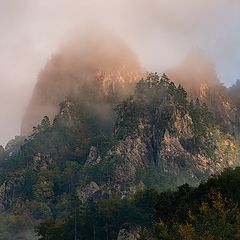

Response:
(136, 163), (199, 192)
(35, 194), (84, 240)
(35, 189), (159, 240)
(152, 192), (240, 240)
(183, 99), (216, 155)
(30, 201), (52, 220)
(85, 155), (123, 183)
(22, 169), (38, 199)
(115, 73), (218, 159)
(136, 165), (164, 191)
(115, 73), (177, 140)
(33, 176), (54, 202)
(137, 168), (240, 240)
(173, 84), (188, 107)
(34, 167), (240, 239)
(114, 97), (142, 139)
(189, 99), (213, 136)
(0, 73), (239, 240)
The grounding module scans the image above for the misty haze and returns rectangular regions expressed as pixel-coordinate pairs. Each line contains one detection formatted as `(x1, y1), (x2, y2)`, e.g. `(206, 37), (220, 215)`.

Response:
(1, 0), (240, 146)
(0, 1), (240, 240)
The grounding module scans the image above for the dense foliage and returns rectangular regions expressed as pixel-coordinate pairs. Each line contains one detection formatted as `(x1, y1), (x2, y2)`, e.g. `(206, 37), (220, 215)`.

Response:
(115, 73), (216, 155)
(35, 167), (240, 240)
(0, 73), (239, 239)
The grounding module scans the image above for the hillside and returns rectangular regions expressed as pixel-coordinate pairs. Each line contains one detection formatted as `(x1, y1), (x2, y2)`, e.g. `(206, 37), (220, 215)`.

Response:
(167, 50), (240, 134)
(0, 73), (239, 239)
(79, 73), (239, 198)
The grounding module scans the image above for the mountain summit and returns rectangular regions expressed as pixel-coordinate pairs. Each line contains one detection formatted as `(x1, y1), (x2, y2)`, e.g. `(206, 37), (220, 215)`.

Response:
(21, 31), (145, 136)
(167, 49), (239, 134)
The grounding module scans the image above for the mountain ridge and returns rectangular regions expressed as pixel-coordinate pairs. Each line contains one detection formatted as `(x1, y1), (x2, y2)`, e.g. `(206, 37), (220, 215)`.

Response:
(0, 44), (240, 239)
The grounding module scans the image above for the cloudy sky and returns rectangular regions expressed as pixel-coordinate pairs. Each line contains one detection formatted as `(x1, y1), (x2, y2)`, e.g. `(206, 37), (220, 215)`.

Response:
(0, 0), (240, 145)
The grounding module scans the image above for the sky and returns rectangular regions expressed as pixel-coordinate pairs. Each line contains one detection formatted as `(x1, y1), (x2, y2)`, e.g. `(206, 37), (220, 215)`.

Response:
(0, 0), (240, 145)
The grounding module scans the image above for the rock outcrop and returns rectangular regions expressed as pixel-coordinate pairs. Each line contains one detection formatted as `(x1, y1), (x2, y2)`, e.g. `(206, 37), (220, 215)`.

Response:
(80, 74), (240, 198)
(167, 49), (239, 133)
(0, 72), (239, 240)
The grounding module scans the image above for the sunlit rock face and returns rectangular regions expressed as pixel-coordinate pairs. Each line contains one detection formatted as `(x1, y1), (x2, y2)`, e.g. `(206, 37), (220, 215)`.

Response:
(167, 49), (239, 133)
(21, 31), (145, 136)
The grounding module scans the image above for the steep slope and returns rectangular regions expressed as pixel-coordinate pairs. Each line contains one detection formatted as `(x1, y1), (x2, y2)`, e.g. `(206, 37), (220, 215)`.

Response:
(80, 73), (239, 198)
(21, 31), (145, 136)
(0, 74), (239, 239)
(167, 49), (239, 134)
(1, 74), (239, 204)
(0, 74), (239, 204)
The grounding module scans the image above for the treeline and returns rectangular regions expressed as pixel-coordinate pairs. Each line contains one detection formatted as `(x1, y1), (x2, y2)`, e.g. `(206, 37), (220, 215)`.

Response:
(36, 167), (240, 239)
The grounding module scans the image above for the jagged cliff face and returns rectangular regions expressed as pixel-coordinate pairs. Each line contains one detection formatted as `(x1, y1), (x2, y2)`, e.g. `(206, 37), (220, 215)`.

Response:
(21, 32), (145, 136)
(167, 50), (239, 133)
(0, 74), (239, 239)
(1, 35), (240, 238)
(78, 74), (240, 199)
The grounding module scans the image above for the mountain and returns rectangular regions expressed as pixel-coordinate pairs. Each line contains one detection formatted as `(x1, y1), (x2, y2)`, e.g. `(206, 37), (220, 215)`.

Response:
(0, 44), (240, 239)
(21, 31), (145, 136)
(167, 49), (240, 134)
(1, 73), (239, 205)
(78, 73), (239, 199)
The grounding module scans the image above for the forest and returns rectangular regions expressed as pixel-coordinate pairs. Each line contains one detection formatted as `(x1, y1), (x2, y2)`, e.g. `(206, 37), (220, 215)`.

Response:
(0, 74), (239, 239)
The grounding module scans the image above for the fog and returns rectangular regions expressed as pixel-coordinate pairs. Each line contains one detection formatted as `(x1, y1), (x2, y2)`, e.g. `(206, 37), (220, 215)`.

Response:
(21, 30), (144, 136)
(0, 0), (240, 145)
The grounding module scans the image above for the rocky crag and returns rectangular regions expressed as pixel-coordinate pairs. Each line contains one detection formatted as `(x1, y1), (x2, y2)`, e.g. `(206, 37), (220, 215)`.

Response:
(78, 73), (240, 199)
(167, 50), (240, 135)
(0, 46), (240, 239)
(21, 31), (145, 136)
(0, 74), (239, 215)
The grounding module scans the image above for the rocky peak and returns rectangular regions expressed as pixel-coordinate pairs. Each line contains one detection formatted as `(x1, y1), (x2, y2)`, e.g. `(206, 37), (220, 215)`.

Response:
(21, 31), (145, 136)
(78, 74), (240, 199)
(167, 49), (239, 133)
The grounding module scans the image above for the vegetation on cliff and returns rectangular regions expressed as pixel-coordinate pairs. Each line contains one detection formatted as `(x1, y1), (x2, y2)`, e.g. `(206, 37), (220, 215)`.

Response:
(0, 73), (239, 239)
(35, 167), (240, 240)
